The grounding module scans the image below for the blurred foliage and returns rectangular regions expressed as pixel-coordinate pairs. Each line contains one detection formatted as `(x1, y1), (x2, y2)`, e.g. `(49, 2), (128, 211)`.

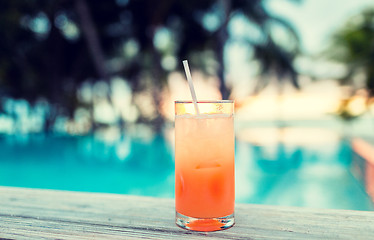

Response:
(0, 0), (301, 130)
(328, 8), (374, 96)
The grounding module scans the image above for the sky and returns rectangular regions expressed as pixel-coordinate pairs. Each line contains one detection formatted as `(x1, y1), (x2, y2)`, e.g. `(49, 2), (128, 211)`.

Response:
(218, 0), (374, 121)
(225, 0), (374, 98)
(266, 0), (374, 55)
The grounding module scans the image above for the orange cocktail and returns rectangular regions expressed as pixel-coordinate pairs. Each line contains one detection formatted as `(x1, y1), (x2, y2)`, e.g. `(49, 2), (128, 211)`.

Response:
(175, 101), (235, 232)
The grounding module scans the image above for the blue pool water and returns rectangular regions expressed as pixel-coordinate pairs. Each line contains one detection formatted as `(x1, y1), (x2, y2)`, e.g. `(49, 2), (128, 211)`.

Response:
(0, 127), (373, 211)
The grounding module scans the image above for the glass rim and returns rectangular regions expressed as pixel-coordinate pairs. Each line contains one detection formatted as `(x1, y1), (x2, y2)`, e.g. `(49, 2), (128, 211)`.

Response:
(175, 100), (234, 104)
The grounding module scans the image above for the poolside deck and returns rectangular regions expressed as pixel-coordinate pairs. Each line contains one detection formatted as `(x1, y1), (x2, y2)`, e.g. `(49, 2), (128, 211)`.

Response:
(1, 186), (374, 239)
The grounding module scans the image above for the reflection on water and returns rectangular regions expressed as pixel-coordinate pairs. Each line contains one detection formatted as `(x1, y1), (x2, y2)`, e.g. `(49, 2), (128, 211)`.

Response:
(236, 137), (372, 210)
(0, 129), (174, 198)
(236, 127), (373, 210)
(0, 126), (373, 211)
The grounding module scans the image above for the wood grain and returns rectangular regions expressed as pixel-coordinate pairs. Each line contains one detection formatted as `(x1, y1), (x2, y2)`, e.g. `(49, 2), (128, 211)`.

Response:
(0, 186), (373, 239)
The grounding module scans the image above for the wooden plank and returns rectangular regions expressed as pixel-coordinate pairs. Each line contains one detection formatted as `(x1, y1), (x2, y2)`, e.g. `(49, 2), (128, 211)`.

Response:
(0, 186), (374, 239)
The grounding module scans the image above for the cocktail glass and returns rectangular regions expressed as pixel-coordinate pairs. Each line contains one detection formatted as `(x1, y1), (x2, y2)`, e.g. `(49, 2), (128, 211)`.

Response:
(175, 100), (235, 232)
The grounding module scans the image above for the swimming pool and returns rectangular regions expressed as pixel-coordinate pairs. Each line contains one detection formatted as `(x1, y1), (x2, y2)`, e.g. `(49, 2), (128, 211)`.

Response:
(0, 126), (372, 211)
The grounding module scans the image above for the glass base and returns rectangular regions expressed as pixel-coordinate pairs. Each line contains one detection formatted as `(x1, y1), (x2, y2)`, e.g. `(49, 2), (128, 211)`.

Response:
(175, 212), (234, 232)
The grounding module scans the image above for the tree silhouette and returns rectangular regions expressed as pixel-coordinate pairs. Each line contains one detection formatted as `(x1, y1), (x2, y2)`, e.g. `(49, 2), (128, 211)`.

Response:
(0, 0), (301, 131)
(328, 8), (374, 96)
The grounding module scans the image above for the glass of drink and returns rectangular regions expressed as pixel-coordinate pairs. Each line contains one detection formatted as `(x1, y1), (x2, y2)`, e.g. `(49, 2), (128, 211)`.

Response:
(175, 100), (235, 232)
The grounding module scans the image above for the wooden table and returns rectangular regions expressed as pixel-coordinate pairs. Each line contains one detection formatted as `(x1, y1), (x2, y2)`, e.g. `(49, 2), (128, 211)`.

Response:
(1, 186), (374, 239)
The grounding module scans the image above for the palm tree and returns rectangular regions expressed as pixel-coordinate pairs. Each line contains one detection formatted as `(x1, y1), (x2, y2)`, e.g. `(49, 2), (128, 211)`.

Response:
(123, 0), (301, 98)
(327, 8), (374, 96)
(0, 0), (301, 132)
(326, 8), (374, 135)
(228, 0), (301, 96)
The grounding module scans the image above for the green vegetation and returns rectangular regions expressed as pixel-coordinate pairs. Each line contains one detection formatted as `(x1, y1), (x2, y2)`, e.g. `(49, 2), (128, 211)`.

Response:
(0, 0), (300, 132)
(328, 8), (374, 96)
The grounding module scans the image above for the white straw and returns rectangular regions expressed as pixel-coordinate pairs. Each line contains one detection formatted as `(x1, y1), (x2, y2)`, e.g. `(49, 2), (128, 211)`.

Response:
(182, 60), (200, 115)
